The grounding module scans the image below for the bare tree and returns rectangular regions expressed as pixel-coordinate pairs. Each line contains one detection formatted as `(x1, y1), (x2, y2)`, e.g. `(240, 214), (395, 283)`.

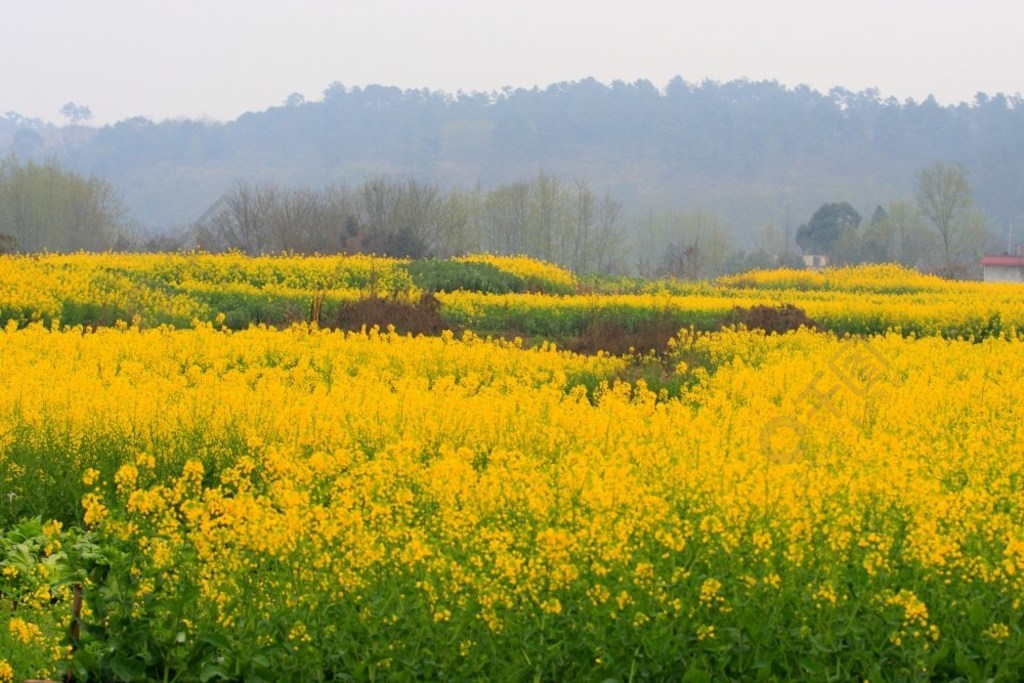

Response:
(319, 184), (364, 253)
(527, 172), (566, 261)
(592, 192), (624, 273)
(202, 182), (279, 255)
(633, 210), (670, 278)
(270, 188), (321, 253)
(570, 179), (596, 273)
(757, 223), (783, 262)
(432, 187), (482, 257)
(916, 161), (974, 268)
(392, 177), (440, 256)
(360, 175), (400, 242)
(658, 209), (732, 279)
(484, 181), (530, 254)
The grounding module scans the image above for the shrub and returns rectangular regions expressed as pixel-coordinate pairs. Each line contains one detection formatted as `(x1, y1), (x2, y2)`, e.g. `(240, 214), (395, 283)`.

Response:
(407, 259), (523, 294)
(0, 232), (17, 254)
(326, 293), (451, 336)
(727, 303), (819, 334)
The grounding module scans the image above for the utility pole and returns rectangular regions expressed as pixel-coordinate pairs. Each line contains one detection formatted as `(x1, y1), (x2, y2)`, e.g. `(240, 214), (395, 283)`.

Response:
(784, 204), (791, 256)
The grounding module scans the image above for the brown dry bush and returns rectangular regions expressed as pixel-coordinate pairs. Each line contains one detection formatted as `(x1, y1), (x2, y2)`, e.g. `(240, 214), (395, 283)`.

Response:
(727, 303), (819, 334)
(564, 313), (682, 357)
(325, 293), (453, 336)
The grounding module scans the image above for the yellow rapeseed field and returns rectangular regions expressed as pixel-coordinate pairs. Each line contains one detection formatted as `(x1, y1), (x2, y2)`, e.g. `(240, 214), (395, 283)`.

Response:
(2, 255), (1024, 680)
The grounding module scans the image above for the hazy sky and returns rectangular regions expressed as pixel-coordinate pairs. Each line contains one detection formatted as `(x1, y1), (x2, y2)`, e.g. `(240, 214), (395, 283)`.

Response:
(3, 0), (1021, 125)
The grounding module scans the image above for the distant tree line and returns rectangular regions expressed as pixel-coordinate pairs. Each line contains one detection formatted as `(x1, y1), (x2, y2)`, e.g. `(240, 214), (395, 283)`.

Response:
(183, 162), (997, 278)
(791, 162), (992, 276)
(0, 153), (999, 280)
(8, 78), (1023, 238)
(190, 173), (626, 274)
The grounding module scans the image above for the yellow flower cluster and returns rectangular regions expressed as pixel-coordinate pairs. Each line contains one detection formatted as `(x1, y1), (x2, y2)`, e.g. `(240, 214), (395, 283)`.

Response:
(7, 617), (44, 646)
(456, 254), (577, 292)
(1, 318), (1022, 673)
(717, 263), (948, 293)
(986, 623), (1011, 642)
(2, 250), (1024, 676)
(0, 251), (411, 327)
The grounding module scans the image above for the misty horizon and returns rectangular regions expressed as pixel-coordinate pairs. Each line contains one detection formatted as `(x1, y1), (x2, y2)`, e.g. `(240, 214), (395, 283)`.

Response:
(7, 74), (1024, 130)
(4, 1), (1024, 126)
(4, 74), (1023, 276)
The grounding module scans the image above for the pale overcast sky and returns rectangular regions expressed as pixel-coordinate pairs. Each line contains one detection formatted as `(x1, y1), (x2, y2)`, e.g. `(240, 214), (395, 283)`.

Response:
(2, 0), (1021, 125)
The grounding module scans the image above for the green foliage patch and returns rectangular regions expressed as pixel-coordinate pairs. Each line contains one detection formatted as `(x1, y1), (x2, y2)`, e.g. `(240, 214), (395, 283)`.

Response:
(407, 259), (524, 294)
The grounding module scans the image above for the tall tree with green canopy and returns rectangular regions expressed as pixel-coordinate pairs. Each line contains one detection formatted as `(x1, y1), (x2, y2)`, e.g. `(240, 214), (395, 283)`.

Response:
(795, 202), (862, 255)
(0, 155), (126, 252)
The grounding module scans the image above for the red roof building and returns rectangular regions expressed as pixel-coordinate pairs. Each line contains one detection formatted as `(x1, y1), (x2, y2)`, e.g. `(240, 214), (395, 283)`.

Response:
(980, 252), (1024, 282)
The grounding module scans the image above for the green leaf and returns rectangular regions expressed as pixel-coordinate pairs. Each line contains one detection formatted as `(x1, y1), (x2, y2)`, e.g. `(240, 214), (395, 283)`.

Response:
(198, 632), (233, 650)
(681, 665), (711, 683)
(968, 602), (989, 627)
(109, 654), (147, 681)
(84, 622), (109, 639)
(199, 663), (231, 682)
(954, 648), (983, 680)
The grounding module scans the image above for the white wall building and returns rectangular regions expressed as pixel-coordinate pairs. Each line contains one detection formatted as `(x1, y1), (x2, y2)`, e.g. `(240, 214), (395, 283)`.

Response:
(980, 252), (1024, 282)
(802, 254), (829, 271)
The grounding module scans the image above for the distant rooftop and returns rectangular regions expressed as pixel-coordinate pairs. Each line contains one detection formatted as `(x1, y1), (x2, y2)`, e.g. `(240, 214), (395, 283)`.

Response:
(980, 254), (1024, 267)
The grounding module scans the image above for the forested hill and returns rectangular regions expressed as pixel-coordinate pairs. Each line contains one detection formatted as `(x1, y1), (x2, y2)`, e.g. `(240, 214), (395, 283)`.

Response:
(3, 78), (1023, 235)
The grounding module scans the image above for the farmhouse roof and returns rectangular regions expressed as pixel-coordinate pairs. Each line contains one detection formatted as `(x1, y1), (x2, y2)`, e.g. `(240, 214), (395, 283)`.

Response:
(980, 254), (1024, 267)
